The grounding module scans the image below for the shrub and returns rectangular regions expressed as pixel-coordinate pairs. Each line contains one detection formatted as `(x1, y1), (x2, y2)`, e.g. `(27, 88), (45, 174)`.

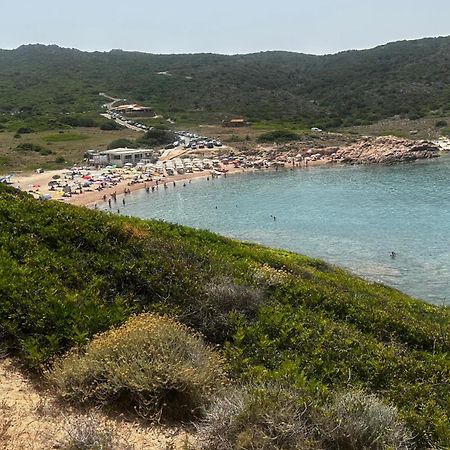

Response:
(137, 127), (177, 147)
(17, 127), (33, 134)
(49, 314), (227, 421)
(257, 130), (300, 143)
(107, 138), (137, 150)
(198, 386), (414, 450)
(185, 277), (267, 343)
(60, 415), (132, 450)
(318, 390), (413, 450)
(197, 383), (320, 450)
(100, 121), (121, 131)
(435, 120), (448, 128)
(61, 116), (97, 128)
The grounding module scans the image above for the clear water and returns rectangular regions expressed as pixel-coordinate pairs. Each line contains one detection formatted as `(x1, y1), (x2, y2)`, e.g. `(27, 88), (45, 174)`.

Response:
(101, 156), (450, 305)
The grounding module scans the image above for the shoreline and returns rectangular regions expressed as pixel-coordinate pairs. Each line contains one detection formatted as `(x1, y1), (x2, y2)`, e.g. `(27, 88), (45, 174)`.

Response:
(9, 153), (442, 209)
(8, 133), (445, 209)
(71, 159), (333, 208)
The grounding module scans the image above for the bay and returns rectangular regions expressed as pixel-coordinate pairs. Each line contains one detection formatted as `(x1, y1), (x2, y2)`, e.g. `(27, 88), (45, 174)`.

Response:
(103, 156), (450, 305)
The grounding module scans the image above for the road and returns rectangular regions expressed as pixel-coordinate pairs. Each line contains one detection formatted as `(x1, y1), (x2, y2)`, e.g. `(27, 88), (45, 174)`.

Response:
(100, 113), (144, 132)
(99, 93), (126, 111)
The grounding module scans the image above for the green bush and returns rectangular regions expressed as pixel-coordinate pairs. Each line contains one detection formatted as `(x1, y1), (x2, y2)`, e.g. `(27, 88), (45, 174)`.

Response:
(137, 127), (177, 147)
(61, 116), (97, 128)
(100, 121), (121, 131)
(107, 138), (137, 149)
(435, 120), (448, 128)
(257, 130), (300, 143)
(17, 127), (33, 134)
(49, 314), (227, 420)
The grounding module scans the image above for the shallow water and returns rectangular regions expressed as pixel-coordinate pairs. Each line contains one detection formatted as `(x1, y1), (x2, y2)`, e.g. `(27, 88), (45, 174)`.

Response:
(102, 156), (450, 305)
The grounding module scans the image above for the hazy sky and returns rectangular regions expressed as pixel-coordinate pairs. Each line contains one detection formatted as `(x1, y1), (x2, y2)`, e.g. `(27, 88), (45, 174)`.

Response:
(2, 0), (449, 55)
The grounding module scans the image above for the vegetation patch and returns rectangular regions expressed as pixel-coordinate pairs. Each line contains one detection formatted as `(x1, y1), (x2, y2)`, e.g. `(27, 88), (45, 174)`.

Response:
(257, 130), (301, 143)
(137, 127), (177, 147)
(107, 138), (137, 149)
(60, 115), (98, 128)
(198, 384), (412, 450)
(15, 143), (53, 155)
(44, 133), (88, 143)
(49, 314), (227, 420)
(99, 121), (122, 131)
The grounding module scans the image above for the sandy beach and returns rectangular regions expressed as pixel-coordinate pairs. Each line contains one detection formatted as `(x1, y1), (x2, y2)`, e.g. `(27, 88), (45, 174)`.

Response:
(10, 163), (265, 208)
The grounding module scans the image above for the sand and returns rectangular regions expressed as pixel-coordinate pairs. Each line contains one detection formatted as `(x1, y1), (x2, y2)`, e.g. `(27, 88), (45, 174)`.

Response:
(0, 358), (194, 450)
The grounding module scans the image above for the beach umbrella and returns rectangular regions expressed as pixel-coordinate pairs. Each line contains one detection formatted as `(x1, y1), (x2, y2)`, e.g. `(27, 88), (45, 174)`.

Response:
(41, 194), (52, 200)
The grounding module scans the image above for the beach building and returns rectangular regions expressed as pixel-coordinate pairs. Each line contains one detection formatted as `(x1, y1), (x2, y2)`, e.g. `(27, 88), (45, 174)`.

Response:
(111, 104), (156, 117)
(223, 118), (248, 127)
(92, 148), (154, 167)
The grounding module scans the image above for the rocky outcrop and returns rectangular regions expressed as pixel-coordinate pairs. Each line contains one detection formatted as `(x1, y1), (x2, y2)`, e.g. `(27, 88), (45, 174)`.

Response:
(330, 136), (440, 164)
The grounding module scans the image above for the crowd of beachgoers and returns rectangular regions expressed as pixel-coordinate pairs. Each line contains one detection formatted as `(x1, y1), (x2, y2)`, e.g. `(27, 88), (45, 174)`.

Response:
(4, 135), (449, 208)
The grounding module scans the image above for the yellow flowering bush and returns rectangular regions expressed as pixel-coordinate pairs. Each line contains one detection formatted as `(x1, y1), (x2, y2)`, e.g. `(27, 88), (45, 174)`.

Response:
(48, 314), (227, 420)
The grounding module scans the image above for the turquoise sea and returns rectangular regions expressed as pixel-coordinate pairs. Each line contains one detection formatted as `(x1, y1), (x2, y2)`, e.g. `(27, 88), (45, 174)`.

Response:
(102, 156), (450, 305)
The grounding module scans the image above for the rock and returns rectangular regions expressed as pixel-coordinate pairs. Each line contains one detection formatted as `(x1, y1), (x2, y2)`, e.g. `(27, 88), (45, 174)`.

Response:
(329, 136), (440, 165)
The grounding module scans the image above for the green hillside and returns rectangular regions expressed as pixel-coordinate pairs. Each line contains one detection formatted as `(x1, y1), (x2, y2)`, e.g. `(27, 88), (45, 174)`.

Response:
(0, 184), (449, 448)
(0, 36), (450, 130)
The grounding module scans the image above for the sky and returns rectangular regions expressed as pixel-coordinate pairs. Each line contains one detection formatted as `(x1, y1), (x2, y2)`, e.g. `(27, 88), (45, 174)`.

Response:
(2, 0), (449, 55)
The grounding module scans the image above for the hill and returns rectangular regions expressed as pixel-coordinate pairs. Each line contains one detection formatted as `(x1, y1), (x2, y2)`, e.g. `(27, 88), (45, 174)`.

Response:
(0, 183), (449, 448)
(0, 37), (450, 130)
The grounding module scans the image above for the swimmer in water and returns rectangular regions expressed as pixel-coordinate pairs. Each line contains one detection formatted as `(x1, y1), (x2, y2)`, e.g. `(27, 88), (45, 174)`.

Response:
(390, 251), (396, 258)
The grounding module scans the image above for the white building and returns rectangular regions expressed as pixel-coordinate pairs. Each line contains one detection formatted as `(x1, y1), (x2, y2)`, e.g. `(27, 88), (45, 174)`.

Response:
(92, 148), (154, 167)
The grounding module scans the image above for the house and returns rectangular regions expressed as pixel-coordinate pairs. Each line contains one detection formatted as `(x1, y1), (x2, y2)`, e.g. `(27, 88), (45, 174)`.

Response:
(91, 148), (154, 167)
(223, 118), (248, 128)
(111, 104), (156, 117)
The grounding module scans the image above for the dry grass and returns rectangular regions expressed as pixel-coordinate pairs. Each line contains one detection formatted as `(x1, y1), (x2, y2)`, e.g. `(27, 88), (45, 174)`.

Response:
(59, 415), (133, 450)
(344, 115), (450, 140)
(318, 390), (413, 450)
(48, 314), (227, 421)
(197, 385), (414, 450)
(197, 384), (320, 450)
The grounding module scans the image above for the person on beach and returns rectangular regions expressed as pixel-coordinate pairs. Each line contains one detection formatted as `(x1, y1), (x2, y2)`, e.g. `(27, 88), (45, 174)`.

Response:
(108, 198), (111, 208)
(122, 198), (126, 206)
(103, 194), (107, 202)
